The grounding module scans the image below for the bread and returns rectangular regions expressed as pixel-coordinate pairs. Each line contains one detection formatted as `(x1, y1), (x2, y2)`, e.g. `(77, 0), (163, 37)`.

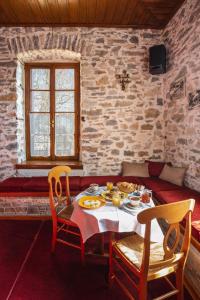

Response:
(117, 182), (137, 193)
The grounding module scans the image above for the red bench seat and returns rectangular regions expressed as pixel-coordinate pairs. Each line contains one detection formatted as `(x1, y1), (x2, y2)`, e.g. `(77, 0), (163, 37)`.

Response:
(0, 175), (199, 243)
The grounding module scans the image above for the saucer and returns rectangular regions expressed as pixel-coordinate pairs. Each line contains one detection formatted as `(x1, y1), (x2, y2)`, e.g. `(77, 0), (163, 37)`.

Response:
(84, 190), (99, 196)
(124, 202), (141, 211)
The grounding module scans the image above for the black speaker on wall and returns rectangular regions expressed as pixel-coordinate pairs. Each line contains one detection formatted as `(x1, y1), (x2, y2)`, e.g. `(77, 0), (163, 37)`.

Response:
(149, 44), (166, 75)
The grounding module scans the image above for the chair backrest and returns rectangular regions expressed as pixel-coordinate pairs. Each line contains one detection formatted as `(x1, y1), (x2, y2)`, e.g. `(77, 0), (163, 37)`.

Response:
(137, 199), (195, 275)
(48, 166), (72, 214)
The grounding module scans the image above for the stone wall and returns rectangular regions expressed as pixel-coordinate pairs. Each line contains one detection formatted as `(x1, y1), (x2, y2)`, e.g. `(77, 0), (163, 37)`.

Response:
(0, 102), (17, 179)
(162, 0), (200, 192)
(0, 27), (165, 179)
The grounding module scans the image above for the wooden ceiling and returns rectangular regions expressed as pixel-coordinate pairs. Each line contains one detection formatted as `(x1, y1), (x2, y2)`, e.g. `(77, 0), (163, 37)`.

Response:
(0, 0), (185, 29)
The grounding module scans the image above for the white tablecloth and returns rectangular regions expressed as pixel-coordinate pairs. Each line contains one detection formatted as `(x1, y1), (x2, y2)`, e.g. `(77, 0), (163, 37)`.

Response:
(71, 190), (163, 243)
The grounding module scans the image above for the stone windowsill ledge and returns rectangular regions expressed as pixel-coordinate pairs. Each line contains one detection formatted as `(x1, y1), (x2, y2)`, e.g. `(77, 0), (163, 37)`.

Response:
(16, 160), (83, 170)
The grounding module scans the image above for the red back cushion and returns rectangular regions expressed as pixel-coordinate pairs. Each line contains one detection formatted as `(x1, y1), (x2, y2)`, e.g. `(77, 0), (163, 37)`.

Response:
(146, 160), (165, 177)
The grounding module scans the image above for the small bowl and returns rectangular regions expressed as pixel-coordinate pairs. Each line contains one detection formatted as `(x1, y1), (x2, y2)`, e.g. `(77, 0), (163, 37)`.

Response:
(128, 196), (141, 207)
(132, 191), (140, 197)
(129, 196), (140, 201)
(129, 201), (140, 208)
(89, 184), (99, 192)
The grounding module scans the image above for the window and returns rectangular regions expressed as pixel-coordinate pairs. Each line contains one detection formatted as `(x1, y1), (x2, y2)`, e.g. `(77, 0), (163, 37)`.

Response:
(25, 63), (80, 160)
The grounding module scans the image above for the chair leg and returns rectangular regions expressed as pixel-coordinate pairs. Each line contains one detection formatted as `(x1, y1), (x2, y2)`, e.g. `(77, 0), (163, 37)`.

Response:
(80, 237), (85, 266)
(176, 268), (184, 300)
(138, 281), (147, 300)
(109, 242), (114, 287)
(51, 221), (57, 253)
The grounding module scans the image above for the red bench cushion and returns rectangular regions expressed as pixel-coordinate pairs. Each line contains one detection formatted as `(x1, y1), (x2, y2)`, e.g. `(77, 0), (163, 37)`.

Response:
(141, 178), (180, 192)
(22, 177), (49, 192)
(0, 177), (30, 192)
(0, 175), (199, 243)
(155, 188), (200, 242)
(22, 176), (81, 192)
(146, 160), (165, 177)
(68, 176), (81, 191)
(120, 176), (144, 185)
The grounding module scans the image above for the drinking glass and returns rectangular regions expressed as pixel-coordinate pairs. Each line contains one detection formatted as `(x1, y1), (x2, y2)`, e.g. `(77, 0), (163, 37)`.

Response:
(107, 182), (113, 191)
(112, 193), (121, 207)
(141, 189), (150, 203)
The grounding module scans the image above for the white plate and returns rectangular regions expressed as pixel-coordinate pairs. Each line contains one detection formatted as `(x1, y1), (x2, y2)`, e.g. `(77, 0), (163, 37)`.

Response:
(84, 190), (100, 196)
(124, 203), (141, 210)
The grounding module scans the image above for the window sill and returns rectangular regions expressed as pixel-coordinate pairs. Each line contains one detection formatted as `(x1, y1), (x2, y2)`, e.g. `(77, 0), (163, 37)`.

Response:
(16, 160), (83, 170)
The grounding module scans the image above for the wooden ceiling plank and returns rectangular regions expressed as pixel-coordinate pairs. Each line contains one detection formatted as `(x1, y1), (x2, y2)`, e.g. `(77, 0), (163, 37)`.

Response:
(0, 0), (19, 23)
(67, 0), (79, 24)
(45, 0), (62, 23)
(86, 0), (97, 24)
(106, 0), (129, 24)
(141, 0), (185, 27)
(59, 0), (70, 24)
(128, 0), (162, 27)
(142, 0), (178, 6)
(121, 0), (140, 25)
(102, 0), (119, 25)
(0, 4), (9, 23)
(17, 0), (41, 23)
(78, 0), (87, 24)
(0, 0), (185, 28)
(28, 0), (47, 24)
(16, 0), (36, 23)
(36, 0), (55, 25)
(26, 0), (42, 23)
(95, 0), (107, 24)
(120, 1), (136, 24)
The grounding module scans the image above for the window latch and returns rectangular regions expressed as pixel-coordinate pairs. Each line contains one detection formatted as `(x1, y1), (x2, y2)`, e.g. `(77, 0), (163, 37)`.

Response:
(51, 119), (55, 128)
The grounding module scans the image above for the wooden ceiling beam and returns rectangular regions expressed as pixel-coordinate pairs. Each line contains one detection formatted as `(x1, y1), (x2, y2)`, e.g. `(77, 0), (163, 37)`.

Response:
(0, 0), (185, 29)
(0, 22), (164, 29)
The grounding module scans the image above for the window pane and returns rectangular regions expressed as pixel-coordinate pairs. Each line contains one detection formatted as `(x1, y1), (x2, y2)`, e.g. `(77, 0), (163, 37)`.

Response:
(55, 69), (74, 90)
(30, 113), (50, 157)
(55, 134), (74, 156)
(55, 113), (75, 156)
(31, 91), (50, 112)
(55, 91), (74, 112)
(31, 69), (50, 90)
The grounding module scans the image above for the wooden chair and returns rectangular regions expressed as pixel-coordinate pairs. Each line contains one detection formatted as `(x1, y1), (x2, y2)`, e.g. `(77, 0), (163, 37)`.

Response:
(109, 199), (195, 300)
(48, 166), (85, 264)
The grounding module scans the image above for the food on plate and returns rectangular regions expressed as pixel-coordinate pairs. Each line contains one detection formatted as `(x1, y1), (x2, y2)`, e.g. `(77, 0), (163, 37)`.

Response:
(83, 199), (101, 208)
(117, 182), (138, 193)
(86, 184), (99, 193)
(78, 195), (105, 209)
(101, 190), (127, 202)
(129, 196), (140, 201)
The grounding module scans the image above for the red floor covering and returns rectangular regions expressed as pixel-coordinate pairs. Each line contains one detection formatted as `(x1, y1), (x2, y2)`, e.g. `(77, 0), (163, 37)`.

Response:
(0, 220), (192, 300)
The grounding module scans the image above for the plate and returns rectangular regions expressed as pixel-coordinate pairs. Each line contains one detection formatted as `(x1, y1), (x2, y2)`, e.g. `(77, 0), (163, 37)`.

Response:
(78, 196), (105, 209)
(128, 195), (141, 201)
(101, 191), (113, 202)
(101, 191), (128, 202)
(84, 190), (100, 196)
(124, 202), (142, 211)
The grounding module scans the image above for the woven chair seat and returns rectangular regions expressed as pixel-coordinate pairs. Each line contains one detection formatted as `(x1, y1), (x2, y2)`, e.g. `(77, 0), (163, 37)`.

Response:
(115, 234), (164, 270)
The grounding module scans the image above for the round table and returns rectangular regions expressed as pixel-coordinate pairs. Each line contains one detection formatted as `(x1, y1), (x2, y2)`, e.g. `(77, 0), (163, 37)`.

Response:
(71, 188), (163, 244)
